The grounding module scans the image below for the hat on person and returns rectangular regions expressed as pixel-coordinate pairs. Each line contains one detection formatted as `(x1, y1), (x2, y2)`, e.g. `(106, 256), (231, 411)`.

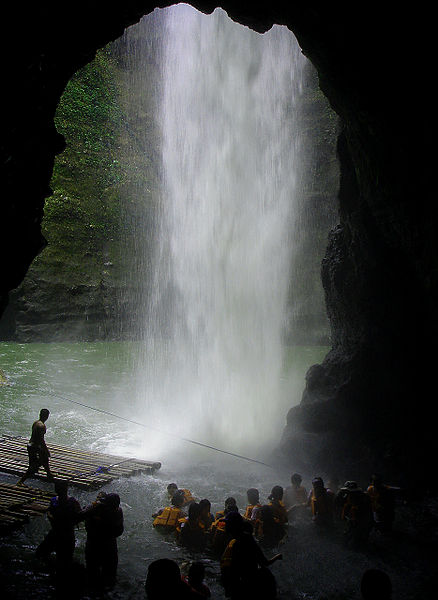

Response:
(340, 481), (362, 492)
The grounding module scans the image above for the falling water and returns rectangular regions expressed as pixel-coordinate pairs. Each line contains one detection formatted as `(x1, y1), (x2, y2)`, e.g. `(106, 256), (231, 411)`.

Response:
(128, 5), (306, 458)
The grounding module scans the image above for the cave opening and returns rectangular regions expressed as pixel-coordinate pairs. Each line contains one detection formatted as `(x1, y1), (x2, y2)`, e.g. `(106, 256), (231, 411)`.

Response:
(0, 5), (339, 460)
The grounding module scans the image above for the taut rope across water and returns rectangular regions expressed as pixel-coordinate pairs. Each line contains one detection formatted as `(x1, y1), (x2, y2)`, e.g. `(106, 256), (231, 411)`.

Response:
(13, 382), (274, 469)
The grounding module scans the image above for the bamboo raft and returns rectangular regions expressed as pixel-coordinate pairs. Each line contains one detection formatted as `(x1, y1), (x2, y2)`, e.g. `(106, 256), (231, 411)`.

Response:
(0, 435), (161, 489)
(0, 482), (52, 534)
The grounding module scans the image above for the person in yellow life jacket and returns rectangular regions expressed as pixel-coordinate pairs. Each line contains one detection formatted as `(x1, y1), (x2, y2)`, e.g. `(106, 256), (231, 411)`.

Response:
(254, 505), (287, 547)
(199, 498), (214, 531)
(284, 473), (308, 522)
(243, 488), (262, 522)
(308, 477), (334, 530)
(268, 486), (288, 525)
(220, 511), (282, 600)
(337, 481), (373, 548)
(167, 482), (195, 507)
(176, 502), (207, 550)
(211, 497), (239, 555)
(153, 489), (186, 531)
(366, 474), (396, 533)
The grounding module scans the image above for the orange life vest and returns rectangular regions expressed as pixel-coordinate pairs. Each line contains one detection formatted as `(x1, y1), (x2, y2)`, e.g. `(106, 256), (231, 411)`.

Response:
(310, 490), (333, 517)
(181, 489), (195, 506)
(220, 538), (236, 570)
(269, 500), (288, 524)
(153, 506), (183, 530)
(243, 503), (261, 520)
(176, 516), (205, 534)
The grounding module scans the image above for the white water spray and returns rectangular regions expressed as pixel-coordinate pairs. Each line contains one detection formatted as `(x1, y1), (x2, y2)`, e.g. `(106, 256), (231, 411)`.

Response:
(130, 5), (306, 458)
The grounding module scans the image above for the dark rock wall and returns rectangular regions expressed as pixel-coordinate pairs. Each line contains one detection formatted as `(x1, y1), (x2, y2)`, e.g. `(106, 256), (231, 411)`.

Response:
(0, 3), (432, 484)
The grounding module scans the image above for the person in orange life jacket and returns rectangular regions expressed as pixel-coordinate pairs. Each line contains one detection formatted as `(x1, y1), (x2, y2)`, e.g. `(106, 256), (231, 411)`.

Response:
(268, 486), (288, 525)
(168, 482), (195, 507)
(243, 488), (262, 522)
(211, 497), (239, 555)
(183, 561), (211, 599)
(308, 477), (334, 529)
(284, 473), (308, 521)
(337, 481), (373, 547)
(215, 496), (238, 520)
(17, 408), (54, 485)
(153, 489), (186, 530)
(366, 474), (396, 533)
(255, 505), (287, 547)
(220, 511), (282, 600)
(177, 502), (207, 550)
(78, 491), (124, 588)
(36, 479), (81, 568)
(199, 498), (214, 531)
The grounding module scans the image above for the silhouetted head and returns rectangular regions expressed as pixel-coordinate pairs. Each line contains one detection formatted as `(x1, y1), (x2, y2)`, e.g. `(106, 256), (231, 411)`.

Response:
(261, 504), (275, 525)
(145, 559), (182, 599)
(247, 488), (260, 504)
(199, 499), (211, 516)
(167, 483), (178, 496)
(268, 485), (283, 502)
(291, 473), (302, 487)
(361, 569), (392, 600)
(188, 561), (205, 585)
(224, 497), (238, 514)
(371, 474), (383, 488)
(54, 479), (69, 497)
(188, 502), (201, 522)
(171, 490), (185, 508)
(103, 493), (120, 510)
(225, 511), (245, 537)
(39, 408), (50, 422)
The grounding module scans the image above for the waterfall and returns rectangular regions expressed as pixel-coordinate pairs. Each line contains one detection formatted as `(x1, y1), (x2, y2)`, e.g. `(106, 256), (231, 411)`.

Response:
(127, 5), (306, 458)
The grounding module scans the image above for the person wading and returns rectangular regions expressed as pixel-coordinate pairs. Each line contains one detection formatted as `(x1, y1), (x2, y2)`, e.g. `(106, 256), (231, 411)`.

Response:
(17, 408), (54, 485)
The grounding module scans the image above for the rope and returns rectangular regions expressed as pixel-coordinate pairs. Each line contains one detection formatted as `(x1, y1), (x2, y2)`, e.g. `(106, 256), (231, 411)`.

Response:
(12, 383), (273, 469)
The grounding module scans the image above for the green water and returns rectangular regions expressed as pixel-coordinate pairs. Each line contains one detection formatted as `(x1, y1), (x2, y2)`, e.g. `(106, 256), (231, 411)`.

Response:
(0, 342), (328, 460)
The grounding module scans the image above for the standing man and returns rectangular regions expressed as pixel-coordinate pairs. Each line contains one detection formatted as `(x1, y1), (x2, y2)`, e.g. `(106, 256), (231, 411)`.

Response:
(17, 408), (54, 485)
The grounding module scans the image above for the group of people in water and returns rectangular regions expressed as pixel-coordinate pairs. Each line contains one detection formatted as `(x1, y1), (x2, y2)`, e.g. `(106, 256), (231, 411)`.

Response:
(147, 472), (396, 598)
(17, 409), (396, 598)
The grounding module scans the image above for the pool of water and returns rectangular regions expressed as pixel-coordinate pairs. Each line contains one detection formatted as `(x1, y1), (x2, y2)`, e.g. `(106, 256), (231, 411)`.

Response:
(0, 342), (434, 599)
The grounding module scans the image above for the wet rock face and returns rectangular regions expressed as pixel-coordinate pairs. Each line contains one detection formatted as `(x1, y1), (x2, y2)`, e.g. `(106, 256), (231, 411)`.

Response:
(0, 4), (433, 483)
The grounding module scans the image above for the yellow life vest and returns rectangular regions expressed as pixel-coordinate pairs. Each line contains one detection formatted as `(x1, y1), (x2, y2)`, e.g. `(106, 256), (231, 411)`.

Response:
(270, 500), (288, 524)
(153, 506), (182, 530)
(181, 489), (195, 506)
(243, 503), (261, 520)
(176, 516), (205, 534)
(220, 538), (236, 570)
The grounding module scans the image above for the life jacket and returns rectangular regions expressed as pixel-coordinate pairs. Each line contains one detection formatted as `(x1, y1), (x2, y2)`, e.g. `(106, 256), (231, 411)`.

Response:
(200, 512), (215, 531)
(215, 509), (225, 520)
(176, 516), (205, 534)
(294, 486), (308, 505)
(181, 489), (195, 506)
(366, 484), (394, 520)
(243, 503), (261, 520)
(220, 538), (237, 570)
(153, 506), (183, 530)
(310, 489), (333, 518)
(269, 500), (288, 524)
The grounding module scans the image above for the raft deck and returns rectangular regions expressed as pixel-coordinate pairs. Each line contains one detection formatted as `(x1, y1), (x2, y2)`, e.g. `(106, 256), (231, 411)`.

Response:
(0, 435), (161, 490)
(0, 482), (53, 534)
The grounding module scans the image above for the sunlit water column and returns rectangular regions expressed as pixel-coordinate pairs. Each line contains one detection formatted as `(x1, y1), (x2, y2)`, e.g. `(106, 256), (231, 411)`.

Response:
(134, 5), (306, 458)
